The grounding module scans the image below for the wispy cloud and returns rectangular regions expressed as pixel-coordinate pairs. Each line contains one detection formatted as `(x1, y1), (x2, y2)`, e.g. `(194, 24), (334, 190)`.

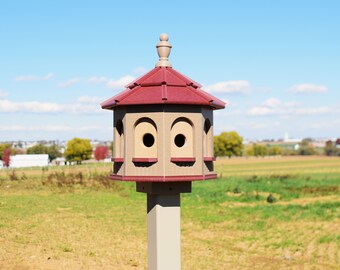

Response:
(106, 75), (135, 89)
(289, 83), (328, 93)
(77, 96), (104, 104)
(87, 76), (109, 84)
(247, 97), (335, 116)
(0, 90), (8, 99)
(87, 74), (135, 89)
(263, 97), (281, 108)
(14, 72), (54, 82)
(294, 107), (332, 115)
(133, 67), (147, 75)
(0, 125), (102, 132)
(205, 80), (250, 94)
(58, 78), (81, 88)
(0, 99), (63, 113)
(0, 98), (102, 114)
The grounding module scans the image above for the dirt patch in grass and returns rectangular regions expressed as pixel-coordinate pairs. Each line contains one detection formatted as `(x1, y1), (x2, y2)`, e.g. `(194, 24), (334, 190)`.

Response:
(221, 194), (340, 208)
(276, 195), (340, 206)
(287, 185), (340, 194)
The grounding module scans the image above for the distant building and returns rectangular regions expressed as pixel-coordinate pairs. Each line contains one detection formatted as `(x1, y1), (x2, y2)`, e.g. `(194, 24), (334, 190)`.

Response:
(54, 157), (66, 166)
(10, 154), (49, 168)
(283, 132), (302, 143)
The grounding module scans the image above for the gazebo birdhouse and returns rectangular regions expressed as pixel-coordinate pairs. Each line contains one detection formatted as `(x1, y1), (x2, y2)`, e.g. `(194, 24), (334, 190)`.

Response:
(101, 34), (225, 183)
(101, 34), (225, 270)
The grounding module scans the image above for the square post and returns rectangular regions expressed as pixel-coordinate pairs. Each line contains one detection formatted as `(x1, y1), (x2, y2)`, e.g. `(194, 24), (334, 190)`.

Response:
(147, 194), (181, 270)
(137, 182), (191, 270)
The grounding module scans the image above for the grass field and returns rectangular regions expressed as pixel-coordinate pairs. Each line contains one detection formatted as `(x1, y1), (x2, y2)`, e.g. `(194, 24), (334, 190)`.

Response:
(0, 156), (339, 269)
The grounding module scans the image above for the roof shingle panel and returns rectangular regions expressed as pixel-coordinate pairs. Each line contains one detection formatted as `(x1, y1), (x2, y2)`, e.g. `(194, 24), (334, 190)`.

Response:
(101, 67), (225, 110)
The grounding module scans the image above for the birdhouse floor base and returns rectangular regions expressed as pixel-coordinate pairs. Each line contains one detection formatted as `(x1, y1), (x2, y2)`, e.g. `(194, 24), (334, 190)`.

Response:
(136, 181), (192, 195)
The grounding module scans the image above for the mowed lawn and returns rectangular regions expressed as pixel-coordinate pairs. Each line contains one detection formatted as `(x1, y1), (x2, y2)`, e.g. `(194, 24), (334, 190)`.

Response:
(0, 156), (339, 270)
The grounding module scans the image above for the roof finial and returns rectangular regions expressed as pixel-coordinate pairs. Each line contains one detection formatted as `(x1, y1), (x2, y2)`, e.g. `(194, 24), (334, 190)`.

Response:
(156, 33), (172, 67)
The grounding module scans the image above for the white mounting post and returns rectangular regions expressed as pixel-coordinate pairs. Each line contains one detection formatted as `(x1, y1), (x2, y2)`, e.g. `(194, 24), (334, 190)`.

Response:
(137, 182), (192, 270)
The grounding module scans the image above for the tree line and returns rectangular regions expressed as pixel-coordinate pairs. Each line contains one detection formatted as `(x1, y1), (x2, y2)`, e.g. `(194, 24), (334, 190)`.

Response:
(214, 131), (340, 158)
(0, 138), (111, 167)
(1, 132), (339, 167)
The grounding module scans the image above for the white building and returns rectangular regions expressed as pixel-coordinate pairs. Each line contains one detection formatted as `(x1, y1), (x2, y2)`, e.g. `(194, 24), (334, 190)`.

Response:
(10, 154), (49, 168)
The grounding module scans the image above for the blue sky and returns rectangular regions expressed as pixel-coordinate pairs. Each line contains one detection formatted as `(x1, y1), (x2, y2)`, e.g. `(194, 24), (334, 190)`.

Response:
(1, 1), (339, 141)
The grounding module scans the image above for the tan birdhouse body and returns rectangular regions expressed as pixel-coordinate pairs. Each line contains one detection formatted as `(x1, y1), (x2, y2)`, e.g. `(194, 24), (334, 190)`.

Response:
(101, 34), (225, 182)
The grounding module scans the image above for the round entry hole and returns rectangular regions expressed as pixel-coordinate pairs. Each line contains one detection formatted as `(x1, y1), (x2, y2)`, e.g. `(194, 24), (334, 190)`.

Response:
(174, 134), (186, 147)
(143, 133), (155, 147)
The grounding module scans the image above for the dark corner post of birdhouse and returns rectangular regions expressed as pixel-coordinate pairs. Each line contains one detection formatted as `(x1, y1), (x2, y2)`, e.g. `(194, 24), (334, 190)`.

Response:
(137, 182), (191, 270)
(100, 33), (225, 270)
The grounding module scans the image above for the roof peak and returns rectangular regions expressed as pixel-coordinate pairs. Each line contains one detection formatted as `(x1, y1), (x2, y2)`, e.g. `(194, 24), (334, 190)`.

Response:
(155, 33), (172, 68)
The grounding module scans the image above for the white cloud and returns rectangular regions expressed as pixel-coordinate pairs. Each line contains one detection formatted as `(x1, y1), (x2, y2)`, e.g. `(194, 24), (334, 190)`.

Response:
(14, 72), (54, 82)
(247, 97), (335, 117)
(41, 126), (74, 132)
(0, 99), (63, 113)
(87, 75), (135, 89)
(294, 107), (331, 115)
(87, 74), (136, 89)
(0, 98), (103, 114)
(106, 75), (135, 89)
(0, 90), (8, 99)
(247, 98), (282, 116)
(58, 78), (81, 88)
(248, 106), (278, 116)
(78, 125), (102, 131)
(0, 125), (72, 132)
(289, 83), (327, 93)
(77, 96), (103, 104)
(256, 87), (272, 93)
(87, 76), (109, 84)
(0, 125), (102, 132)
(0, 125), (26, 131)
(133, 67), (147, 75)
(205, 80), (250, 94)
(285, 101), (301, 107)
(263, 97), (281, 108)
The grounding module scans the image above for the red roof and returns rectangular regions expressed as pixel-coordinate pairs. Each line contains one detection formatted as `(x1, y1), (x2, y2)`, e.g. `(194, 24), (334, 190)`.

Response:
(101, 67), (225, 110)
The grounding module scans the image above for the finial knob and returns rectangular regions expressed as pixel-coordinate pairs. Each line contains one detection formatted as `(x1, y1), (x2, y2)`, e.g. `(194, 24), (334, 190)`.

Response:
(156, 33), (172, 67)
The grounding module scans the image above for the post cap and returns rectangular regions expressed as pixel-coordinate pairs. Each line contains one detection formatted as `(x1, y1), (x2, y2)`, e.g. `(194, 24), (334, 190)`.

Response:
(156, 33), (172, 67)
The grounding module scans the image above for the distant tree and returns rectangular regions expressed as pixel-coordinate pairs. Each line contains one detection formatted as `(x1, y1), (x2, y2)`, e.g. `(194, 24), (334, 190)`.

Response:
(324, 140), (338, 156)
(27, 143), (47, 155)
(214, 131), (243, 157)
(253, 144), (268, 157)
(94, 145), (109, 161)
(2, 148), (11, 167)
(245, 145), (254, 156)
(46, 144), (62, 161)
(0, 143), (11, 160)
(27, 143), (61, 161)
(298, 139), (316, 155)
(65, 138), (92, 164)
(268, 145), (282, 156)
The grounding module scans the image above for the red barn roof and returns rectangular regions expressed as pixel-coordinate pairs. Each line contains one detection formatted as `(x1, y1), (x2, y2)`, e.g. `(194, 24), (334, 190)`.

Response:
(101, 66), (226, 110)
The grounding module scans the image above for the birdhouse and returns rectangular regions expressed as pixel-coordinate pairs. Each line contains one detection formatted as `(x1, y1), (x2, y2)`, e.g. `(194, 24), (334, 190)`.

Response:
(101, 34), (225, 183)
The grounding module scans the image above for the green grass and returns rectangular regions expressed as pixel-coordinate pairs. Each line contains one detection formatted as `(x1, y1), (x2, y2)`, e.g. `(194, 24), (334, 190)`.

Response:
(0, 156), (340, 269)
